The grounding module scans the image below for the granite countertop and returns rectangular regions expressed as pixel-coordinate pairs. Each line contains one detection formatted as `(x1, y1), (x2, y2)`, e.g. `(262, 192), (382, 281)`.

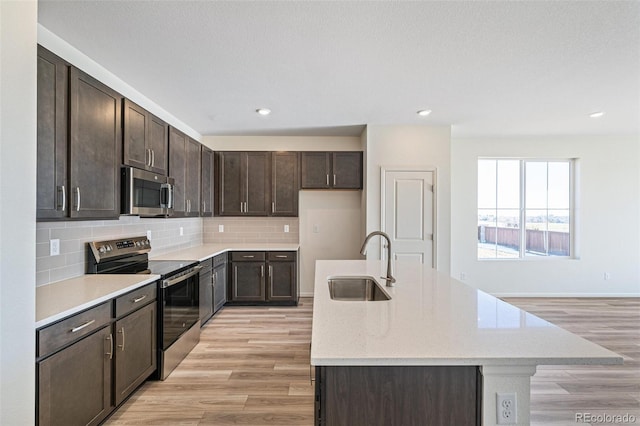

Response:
(151, 243), (300, 262)
(310, 259), (623, 367)
(36, 274), (160, 329)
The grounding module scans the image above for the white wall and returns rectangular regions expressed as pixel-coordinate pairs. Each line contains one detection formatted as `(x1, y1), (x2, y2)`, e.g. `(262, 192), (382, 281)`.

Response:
(451, 136), (640, 296)
(37, 25), (201, 141)
(364, 125), (452, 273)
(0, 1), (37, 423)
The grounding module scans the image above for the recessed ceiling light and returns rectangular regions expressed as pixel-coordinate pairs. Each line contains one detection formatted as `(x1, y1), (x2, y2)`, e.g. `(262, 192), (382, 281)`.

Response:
(417, 109), (432, 117)
(256, 108), (271, 116)
(589, 111), (605, 118)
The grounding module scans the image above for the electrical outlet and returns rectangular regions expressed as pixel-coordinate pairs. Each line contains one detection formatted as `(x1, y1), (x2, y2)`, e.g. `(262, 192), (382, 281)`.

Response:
(604, 272), (611, 280)
(313, 224), (320, 233)
(147, 230), (152, 240)
(179, 227), (184, 236)
(218, 224), (224, 233)
(459, 272), (466, 281)
(49, 239), (60, 256)
(496, 392), (517, 424)
(284, 224), (290, 233)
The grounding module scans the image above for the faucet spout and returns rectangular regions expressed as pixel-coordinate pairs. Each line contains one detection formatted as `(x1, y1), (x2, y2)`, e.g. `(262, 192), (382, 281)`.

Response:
(360, 231), (396, 286)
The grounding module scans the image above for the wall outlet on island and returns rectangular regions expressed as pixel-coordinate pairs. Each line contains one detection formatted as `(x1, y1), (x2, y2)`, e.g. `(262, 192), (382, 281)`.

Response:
(496, 392), (517, 425)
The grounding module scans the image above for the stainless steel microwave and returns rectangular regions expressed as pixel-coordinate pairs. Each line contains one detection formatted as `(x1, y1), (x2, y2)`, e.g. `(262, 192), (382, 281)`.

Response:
(121, 167), (174, 217)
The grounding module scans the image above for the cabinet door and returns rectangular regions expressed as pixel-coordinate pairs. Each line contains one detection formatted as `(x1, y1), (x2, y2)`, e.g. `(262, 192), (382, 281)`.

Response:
(213, 264), (227, 313)
(168, 126), (187, 216)
(268, 261), (297, 301)
(37, 47), (68, 220)
(216, 152), (243, 216)
(38, 326), (113, 426)
(69, 67), (121, 219)
(301, 152), (330, 189)
(199, 269), (213, 325)
(148, 114), (168, 175)
(245, 152), (271, 216)
(271, 152), (299, 216)
(201, 146), (214, 217)
(114, 302), (157, 406)
(332, 152), (363, 189)
(231, 262), (266, 301)
(185, 137), (201, 216)
(122, 99), (148, 171)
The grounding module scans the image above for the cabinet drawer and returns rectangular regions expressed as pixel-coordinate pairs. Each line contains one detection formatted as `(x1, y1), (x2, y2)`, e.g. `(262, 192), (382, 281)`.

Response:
(200, 258), (213, 271)
(38, 302), (112, 358)
(231, 251), (266, 262)
(212, 253), (227, 268)
(115, 283), (157, 318)
(268, 251), (296, 262)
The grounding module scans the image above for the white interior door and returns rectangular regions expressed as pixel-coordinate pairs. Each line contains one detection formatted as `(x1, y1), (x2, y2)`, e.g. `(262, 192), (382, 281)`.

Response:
(382, 169), (435, 267)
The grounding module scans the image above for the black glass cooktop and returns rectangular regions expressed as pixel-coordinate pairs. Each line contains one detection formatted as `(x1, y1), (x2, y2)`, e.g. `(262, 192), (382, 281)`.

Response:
(147, 260), (198, 278)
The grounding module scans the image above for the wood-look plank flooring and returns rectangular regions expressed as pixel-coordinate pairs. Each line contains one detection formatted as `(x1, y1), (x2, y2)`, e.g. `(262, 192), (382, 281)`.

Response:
(504, 298), (640, 426)
(106, 297), (639, 425)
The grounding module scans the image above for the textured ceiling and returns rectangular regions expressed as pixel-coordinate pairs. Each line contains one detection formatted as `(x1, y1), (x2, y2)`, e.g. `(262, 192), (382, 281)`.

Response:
(38, 1), (640, 137)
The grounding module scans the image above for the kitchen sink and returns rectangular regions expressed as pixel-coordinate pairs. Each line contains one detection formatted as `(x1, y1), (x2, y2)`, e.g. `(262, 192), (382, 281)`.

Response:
(327, 276), (391, 301)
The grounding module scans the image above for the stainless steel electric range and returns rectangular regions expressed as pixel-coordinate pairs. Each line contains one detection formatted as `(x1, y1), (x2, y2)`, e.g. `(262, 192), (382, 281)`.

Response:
(88, 236), (201, 380)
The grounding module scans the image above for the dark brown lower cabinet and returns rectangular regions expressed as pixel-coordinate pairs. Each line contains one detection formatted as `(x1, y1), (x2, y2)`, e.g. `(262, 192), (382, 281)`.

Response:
(38, 326), (113, 426)
(114, 302), (157, 406)
(314, 365), (481, 426)
(267, 252), (297, 302)
(231, 260), (266, 302)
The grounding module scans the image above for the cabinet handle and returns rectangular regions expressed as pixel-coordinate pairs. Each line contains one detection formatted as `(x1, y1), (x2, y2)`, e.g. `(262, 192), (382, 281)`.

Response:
(272, 202), (275, 213)
(269, 265), (273, 278)
(106, 333), (113, 360)
(203, 201), (206, 212)
(133, 295), (147, 303)
(333, 174), (336, 186)
(244, 201), (248, 213)
(59, 185), (66, 211)
(145, 148), (150, 166)
(151, 149), (155, 167)
(70, 319), (95, 333)
(118, 327), (125, 351)
(275, 255), (288, 258)
(75, 187), (81, 211)
(242, 255), (255, 258)
(240, 202), (244, 213)
(261, 265), (264, 277)
(326, 174), (329, 186)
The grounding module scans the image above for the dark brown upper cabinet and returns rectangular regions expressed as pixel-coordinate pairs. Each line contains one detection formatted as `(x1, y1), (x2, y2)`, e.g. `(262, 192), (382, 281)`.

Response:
(169, 127), (201, 217)
(301, 151), (363, 190)
(271, 152), (299, 216)
(37, 46), (69, 221)
(215, 152), (271, 216)
(123, 99), (168, 175)
(201, 146), (215, 217)
(68, 67), (122, 219)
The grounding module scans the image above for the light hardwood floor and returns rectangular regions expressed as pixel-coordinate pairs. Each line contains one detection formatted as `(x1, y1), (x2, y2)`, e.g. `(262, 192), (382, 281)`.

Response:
(107, 297), (639, 425)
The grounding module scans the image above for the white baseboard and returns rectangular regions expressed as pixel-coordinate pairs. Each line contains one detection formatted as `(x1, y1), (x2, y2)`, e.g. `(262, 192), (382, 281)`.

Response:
(300, 292), (314, 298)
(493, 292), (640, 298)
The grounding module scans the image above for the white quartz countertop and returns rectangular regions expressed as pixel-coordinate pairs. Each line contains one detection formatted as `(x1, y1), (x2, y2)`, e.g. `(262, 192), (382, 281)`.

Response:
(36, 275), (160, 329)
(151, 243), (300, 262)
(311, 260), (623, 367)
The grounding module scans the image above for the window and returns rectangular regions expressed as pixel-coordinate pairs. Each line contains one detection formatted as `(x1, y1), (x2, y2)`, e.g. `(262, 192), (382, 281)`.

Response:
(478, 159), (573, 259)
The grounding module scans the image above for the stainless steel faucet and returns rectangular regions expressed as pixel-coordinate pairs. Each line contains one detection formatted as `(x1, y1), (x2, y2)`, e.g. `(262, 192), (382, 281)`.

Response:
(360, 231), (396, 286)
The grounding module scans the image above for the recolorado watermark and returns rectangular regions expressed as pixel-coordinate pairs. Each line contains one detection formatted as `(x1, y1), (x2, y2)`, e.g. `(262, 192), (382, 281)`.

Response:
(576, 413), (637, 424)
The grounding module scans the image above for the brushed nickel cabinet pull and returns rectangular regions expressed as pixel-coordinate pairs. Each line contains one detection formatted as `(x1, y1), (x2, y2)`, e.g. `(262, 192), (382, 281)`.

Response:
(106, 334), (113, 360)
(59, 185), (66, 211)
(261, 265), (264, 277)
(326, 174), (329, 185)
(151, 149), (155, 167)
(333, 174), (336, 186)
(269, 265), (273, 278)
(75, 187), (81, 211)
(242, 255), (255, 258)
(272, 202), (275, 213)
(275, 255), (288, 258)
(133, 295), (147, 303)
(118, 327), (125, 351)
(71, 319), (95, 333)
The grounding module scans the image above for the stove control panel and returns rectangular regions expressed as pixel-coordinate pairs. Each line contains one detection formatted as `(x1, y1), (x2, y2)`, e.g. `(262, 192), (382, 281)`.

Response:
(89, 236), (151, 262)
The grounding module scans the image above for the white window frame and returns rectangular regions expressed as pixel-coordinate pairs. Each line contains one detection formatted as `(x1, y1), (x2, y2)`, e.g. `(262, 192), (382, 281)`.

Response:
(477, 158), (576, 260)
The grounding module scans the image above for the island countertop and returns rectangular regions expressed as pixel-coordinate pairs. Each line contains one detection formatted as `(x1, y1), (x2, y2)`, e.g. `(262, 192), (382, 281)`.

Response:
(310, 260), (622, 367)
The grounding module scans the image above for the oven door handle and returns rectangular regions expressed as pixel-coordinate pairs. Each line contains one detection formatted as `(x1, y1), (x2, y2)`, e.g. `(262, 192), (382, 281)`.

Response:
(160, 265), (203, 288)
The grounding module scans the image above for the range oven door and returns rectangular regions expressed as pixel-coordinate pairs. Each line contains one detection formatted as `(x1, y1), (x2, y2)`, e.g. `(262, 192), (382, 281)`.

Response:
(160, 269), (200, 350)
(121, 166), (174, 217)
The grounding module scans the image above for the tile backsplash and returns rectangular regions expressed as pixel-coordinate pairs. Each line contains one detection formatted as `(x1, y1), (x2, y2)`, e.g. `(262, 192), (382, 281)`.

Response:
(36, 216), (203, 286)
(36, 215), (300, 286)
(203, 217), (299, 244)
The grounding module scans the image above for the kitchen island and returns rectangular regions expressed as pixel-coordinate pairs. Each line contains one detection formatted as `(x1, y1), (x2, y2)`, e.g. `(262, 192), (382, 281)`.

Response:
(311, 260), (622, 426)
